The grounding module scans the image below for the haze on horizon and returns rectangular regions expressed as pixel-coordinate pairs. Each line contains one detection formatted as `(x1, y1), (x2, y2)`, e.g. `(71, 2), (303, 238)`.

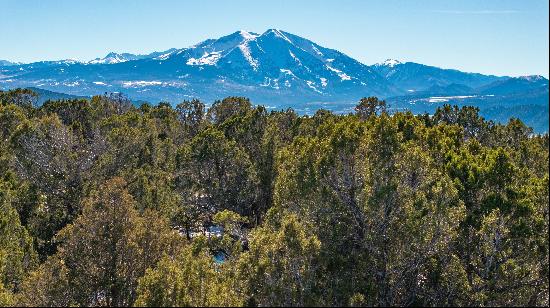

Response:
(0, 0), (548, 78)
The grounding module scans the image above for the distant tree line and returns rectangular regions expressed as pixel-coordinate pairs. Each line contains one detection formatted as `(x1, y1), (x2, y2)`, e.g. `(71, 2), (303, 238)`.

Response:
(0, 89), (548, 306)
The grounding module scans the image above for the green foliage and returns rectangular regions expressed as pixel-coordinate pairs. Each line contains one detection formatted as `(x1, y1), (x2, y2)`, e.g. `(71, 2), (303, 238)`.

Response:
(16, 177), (182, 306)
(206, 96), (252, 124)
(0, 179), (36, 293)
(0, 88), (37, 109)
(135, 242), (244, 307)
(0, 91), (546, 306)
(0, 282), (14, 307)
(354, 96), (387, 119)
(237, 212), (322, 307)
(175, 99), (205, 138)
(175, 127), (260, 218)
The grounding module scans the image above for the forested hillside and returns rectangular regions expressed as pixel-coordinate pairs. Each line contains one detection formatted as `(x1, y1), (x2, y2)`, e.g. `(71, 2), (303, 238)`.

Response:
(0, 89), (548, 306)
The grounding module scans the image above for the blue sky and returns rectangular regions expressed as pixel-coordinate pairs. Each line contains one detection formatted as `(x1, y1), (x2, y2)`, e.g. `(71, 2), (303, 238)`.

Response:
(1, 0), (548, 77)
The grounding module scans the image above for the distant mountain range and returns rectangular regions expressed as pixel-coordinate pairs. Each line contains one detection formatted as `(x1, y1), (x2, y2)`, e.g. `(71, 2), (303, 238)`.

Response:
(0, 60), (20, 66)
(24, 87), (90, 105)
(1, 29), (548, 132)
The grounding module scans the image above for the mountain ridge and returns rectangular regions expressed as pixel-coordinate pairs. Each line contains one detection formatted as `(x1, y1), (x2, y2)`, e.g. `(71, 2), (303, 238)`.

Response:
(0, 29), (547, 132)
(1, 29), (400, 104)
(2, 29), (544, 102)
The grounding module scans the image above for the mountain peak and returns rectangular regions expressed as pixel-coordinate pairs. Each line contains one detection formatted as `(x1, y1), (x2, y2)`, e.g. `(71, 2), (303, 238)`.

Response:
(3, 28), (534, 114)
(261, 29), (292, 42)
(61, 59), (83, 64)
(220, 30), (259, 42)
(238, 30), (259, 41)
(517, 75), (548, 82)
(379, 59), (402, 67)
(89, 52), (128, 64)
(263, 28), (283, 34)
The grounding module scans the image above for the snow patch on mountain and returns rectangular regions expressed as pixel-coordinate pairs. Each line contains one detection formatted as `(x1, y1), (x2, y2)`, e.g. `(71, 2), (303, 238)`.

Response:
(122, 81), (163, 88)
(260, 77), (280, 89)
(187, 52), (222, 66)
(428, 95), (477, 103)
(63, 81), (81, 87)
(306, 81), (323, 94)
(61, 59), (83, 65)
(89, 53), (128, 64)
(379, 59), (402, 67)
(238, 43), (259, 70)
(288, 50), (303, 66)
(155, 50), (177, 60)
(239, 30), (259, 41)
(312, 45), (323, 56)
(326, 65), (352, 81)
(266, 29), (292, 43)
(280, 69), (297, 78)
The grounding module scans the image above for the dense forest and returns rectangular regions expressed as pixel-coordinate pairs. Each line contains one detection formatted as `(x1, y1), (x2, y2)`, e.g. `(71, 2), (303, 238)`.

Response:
(0, 89), (548, 307)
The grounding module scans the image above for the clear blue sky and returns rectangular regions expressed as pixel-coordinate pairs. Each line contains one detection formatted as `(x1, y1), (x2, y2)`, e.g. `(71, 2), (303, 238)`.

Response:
(1, 0), (548, 77)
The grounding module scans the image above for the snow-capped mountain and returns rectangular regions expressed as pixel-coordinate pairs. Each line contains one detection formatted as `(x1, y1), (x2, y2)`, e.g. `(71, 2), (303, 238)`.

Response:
(88, 52), (131, 64)
(0, 29), (395, 107)
(169, 29), (392, 95)
(87, 49), (178, 64)
(375, 59), (402, 68)
(0, 29), (547, 122)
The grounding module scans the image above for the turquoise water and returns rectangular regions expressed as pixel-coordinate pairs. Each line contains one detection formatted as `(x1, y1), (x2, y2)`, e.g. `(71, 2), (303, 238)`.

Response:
(213, 251), (226, 264)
